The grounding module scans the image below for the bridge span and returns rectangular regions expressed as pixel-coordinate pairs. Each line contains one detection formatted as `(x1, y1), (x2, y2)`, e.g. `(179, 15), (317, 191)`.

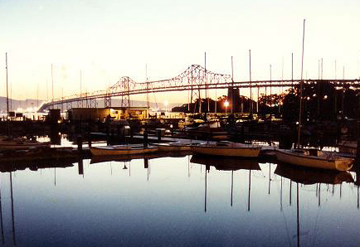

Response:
(38, 64), (360, 112)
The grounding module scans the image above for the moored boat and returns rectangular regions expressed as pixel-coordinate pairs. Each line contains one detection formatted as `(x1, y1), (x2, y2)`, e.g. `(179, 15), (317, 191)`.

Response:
(152, 141), (192, 152)
(0, 136), (50, 150)
(276, 148), (354, 171)
(191, 141), (261, 158)
(90, 144), (158, 156)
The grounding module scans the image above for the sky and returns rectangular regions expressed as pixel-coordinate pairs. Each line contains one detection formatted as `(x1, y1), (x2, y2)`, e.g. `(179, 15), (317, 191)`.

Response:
(1, 0), (360, 105)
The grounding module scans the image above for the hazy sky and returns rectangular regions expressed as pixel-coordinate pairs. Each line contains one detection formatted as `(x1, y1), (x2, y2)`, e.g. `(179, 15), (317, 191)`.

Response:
(1, 0), (360, 104)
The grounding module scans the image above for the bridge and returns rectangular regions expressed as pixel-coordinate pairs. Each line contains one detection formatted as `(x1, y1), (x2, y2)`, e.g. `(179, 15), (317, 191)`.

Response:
(38, 64), (360, 112)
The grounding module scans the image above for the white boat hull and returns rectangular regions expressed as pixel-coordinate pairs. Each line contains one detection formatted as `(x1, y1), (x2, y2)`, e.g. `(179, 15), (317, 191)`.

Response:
(91, 145), (158, 156)
(276, 149), (353, 171)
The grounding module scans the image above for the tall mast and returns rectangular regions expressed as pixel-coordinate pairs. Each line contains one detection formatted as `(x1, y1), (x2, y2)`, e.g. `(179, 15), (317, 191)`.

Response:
(249, 50), (252, 115)
(51, 64), (54, 102)
(205, 52), (209, 112)
(146, 64), (150, 109)
(297, 19), (306, 148)
(270, 64), (272, 96)
(80, 70), (82, 97)
(291, 53), (294, 89)
(231, 56), (234, 114)
(37, 82), (39, 109)
(80, 70), (83, 107)
(5, 53), (9, 116)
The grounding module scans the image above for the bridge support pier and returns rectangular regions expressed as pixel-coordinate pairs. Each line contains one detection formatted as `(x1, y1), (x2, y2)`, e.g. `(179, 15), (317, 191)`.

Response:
(104, 95), (111, 108)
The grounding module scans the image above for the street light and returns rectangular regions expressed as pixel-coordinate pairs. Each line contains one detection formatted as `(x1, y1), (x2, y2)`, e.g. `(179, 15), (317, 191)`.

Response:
(224, 100), (229, 115)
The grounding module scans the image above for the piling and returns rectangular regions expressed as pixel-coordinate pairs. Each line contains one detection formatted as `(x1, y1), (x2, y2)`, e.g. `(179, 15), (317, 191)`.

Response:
(77, 135), (83, 153)
(111, 129), (115, 144)
(106, 126), (110, 146)
(78, 157), (84, 175)
(356, 139), (360, 163)
(144, 123), (148, 148)
(117, 126), (121, 143)
(157, 129), (162, 141)
(144, 158), (149, 169)
(144, 131), (148, 148)
(130, 129), (134, 143)
(88, 134), (92, 148)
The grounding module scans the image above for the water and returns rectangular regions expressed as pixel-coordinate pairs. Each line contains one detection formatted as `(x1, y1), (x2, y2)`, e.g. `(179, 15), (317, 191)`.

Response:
(0, 155), (359, 247)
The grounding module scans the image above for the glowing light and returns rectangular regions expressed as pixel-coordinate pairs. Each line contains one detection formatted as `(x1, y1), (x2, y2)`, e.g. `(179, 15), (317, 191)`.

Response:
(224, 100), (229, 114)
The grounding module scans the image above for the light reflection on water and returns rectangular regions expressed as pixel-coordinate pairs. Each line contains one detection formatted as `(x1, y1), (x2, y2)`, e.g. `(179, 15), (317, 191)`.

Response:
(0, 156), (360, 247)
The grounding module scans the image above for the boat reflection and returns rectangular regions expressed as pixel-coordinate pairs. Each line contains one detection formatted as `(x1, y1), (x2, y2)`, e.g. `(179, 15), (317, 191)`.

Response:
(0, 158), (75, 173)
(190, 154), (261, 171)
(90, 151), (191, 164)
(274, 162), (354, 185)
(191, 155), (260, 212)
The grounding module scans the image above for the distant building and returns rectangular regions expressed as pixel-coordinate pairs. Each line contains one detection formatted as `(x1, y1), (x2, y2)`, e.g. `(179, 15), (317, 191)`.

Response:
(67, 107), (149, 121)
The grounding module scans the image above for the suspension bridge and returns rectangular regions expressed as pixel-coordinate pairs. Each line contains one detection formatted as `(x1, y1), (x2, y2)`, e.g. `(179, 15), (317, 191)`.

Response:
(38, 64), (360, 112)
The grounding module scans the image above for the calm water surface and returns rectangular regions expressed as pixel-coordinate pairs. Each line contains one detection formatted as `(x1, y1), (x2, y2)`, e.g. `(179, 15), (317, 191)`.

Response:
(1, 155), (359, 247)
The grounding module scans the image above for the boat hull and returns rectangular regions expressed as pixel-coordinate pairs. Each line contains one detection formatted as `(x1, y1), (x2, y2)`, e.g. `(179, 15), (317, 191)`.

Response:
(154, 143), (191, 152)
(191, 146), (260, 158)
(91, 146), (158, 156)
(276, 149), (353, 171)
(0, 141), (50, 150)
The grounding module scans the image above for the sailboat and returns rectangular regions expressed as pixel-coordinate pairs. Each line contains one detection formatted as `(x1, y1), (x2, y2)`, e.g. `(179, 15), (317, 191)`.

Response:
(275, 20), (354, 171)
(0, 136), (50, 150)
(90, 144), (158, 156)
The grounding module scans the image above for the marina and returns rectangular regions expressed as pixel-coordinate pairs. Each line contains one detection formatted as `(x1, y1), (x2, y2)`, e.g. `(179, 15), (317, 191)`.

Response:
(2, 0), (360, 246)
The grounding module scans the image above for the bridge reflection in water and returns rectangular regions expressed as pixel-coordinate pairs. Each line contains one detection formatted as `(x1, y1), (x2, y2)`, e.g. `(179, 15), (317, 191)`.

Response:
(0, 155), (359, 247)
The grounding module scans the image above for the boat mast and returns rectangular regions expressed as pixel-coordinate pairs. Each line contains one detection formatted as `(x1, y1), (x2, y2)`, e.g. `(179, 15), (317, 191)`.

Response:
(249, 50), (253, 116)
(5, 53), (9, 116)
(297, 19), (306, 148)
(231, 56), (234, 114)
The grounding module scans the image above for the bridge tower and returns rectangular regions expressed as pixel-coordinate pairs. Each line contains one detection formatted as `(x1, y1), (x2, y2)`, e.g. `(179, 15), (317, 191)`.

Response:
(187, 65), (206, 113)
(105, 76), (136, 109)
(104, 90), (111, 108)
(120, 76), (132, 108)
